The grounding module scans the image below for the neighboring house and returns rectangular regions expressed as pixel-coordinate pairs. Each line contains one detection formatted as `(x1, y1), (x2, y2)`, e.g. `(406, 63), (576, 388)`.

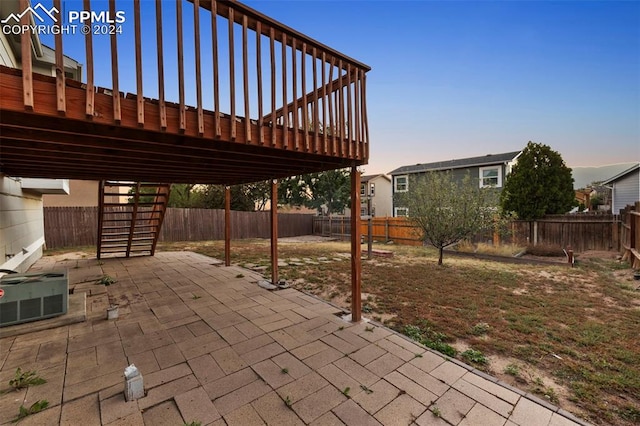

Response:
(602, 163), (640, 214)
(360, 174), (392, 217)
(389, 151), (522, 217)
(575, 188), (596, 211)
(0, 7), (82, 272)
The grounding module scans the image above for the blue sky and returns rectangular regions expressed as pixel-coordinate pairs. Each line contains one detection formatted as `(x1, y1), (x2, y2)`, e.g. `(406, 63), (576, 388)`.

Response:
(37, 0), (639, 175)
(244, 0), (640, 174)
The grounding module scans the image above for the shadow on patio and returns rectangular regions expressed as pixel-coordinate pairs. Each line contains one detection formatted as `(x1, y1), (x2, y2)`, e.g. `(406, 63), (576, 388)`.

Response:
(0, 252), (587, 425)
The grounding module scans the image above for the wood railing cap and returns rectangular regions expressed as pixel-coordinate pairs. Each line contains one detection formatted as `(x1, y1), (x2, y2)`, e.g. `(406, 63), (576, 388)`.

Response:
(192, 0), (371, 72)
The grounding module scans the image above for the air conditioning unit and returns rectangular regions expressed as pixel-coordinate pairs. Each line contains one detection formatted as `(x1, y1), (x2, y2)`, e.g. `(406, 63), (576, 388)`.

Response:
(0, 271), (68, 327)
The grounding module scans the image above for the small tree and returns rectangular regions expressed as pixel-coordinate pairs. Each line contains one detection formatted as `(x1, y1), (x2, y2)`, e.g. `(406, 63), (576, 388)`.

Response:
(500, 141), (576, 220)
(400, 171), (498, 265)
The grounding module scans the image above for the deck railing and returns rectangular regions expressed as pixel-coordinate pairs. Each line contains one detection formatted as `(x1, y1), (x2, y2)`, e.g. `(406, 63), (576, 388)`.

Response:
(16, 0), (370, 160)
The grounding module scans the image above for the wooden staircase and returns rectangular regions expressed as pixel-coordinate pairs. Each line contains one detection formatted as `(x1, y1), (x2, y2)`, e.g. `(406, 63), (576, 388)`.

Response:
(97, 181), (171, 259)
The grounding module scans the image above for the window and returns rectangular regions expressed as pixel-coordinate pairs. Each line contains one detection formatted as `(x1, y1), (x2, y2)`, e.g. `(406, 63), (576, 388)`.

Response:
(370, 183), (375, 196)
(360, 183), (366, 196)
(394, 175), (408, 192)
(479, 166), (502, 188)
(394, 207), (409, 217)
(360, 208), (367, 216)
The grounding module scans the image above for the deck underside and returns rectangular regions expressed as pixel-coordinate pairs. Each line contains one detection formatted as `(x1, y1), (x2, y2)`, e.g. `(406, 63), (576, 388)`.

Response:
(0, 68), (366, 184)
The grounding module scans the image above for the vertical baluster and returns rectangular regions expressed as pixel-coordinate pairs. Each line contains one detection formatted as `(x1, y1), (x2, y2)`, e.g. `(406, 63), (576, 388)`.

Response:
(242, 14), (250, 142)
(302, 43), (308, 151)
(269, 28), (276, 147)
(53, 0), (65, 114)
(194, 0), (204, 134)
(109, 0), (121, 122)
(347, 63), (353, 158)
(256, 21), (264, 145)
(338, 60), (344, 156)
(228, 8), (236, 139)
(155, 0), (166, 128)
(134, 0), (144, 125)
(312, 48), (319, 153)
(176, 0), (186, 130)
(211, 1), (220, 137)
(84, 0), (95, 117)
(291, 37), (298, 150)
(328, 57), (335, 155)
(362, 72), (369, 159)
(321, 52), (327, 154)
(19, 0), (33, 109)
(354, 68), (360, 158)
(281, 33), (288, 148)
(335, 90), (340, 155)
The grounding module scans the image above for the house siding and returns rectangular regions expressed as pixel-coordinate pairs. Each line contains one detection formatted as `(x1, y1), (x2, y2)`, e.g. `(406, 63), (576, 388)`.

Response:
(612, 168), (640, 214)
(391, 163), (508, 216)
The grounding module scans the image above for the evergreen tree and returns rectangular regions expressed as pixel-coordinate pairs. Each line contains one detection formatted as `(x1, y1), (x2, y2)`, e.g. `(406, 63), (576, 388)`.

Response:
(500, 141), (576, 220)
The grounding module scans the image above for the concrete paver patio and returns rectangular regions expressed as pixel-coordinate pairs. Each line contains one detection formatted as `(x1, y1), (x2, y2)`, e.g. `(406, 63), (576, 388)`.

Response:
(0, 252), (590, 425)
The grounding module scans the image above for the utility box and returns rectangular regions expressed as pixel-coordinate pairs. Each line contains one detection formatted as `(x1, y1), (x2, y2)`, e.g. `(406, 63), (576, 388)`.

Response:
(0, 271), (69, 327)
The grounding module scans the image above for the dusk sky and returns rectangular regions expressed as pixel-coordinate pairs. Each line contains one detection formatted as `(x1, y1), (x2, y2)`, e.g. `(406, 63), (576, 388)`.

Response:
(36, 0), (640, 176)
(245, 0), (640, 175)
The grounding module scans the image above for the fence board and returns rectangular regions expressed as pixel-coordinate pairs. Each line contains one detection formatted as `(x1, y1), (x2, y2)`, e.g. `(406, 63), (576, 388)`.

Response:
(313, 214), (621, 252)
(44, 207), (313, 249)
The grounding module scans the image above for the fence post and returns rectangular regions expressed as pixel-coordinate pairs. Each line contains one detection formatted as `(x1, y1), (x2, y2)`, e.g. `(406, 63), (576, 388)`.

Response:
(533, 221), (538, 246)
(630, 207), (637, 254)
(385, 220), (389, 242)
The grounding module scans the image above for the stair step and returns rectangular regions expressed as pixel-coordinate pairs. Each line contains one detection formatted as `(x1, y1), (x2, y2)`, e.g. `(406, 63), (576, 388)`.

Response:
(102, 216), (161, 221)
(103, 202), (166, 207)
(105, 182), (169, 188)
(102, 238), (153, 245)
(101, 243), (154, 249)
(101, 225), (157, 230)
(102, 232), (156, 237)
(100, 248), (152, 253)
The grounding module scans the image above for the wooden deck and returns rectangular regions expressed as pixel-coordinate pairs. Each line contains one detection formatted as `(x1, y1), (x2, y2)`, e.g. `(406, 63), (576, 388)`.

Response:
(0, 0), (370, 185)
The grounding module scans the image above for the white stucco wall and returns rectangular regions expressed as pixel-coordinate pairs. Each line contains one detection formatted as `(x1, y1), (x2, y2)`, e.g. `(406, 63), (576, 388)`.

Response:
(0, 175), (45, 273)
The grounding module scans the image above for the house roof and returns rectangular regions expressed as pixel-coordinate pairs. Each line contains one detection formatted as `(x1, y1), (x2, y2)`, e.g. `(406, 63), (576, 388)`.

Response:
(389, 151), (522, 175)
(361, 174), (390, 183)
(601, 163), (640, 185)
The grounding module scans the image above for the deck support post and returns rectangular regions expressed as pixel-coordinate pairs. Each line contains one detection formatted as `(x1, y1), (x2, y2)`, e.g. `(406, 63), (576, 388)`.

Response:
(350, 165), (362, 322)
(224, 186), (231, 266)
(271, 180), (279, 285)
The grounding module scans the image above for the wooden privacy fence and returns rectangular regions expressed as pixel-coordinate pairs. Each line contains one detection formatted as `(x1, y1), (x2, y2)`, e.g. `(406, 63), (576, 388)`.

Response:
(313, 216), (422, 245)
(313, 214), (622, 252)
(619, 202), (640, 268)
(44, 207), (313, 249)
(509, 214), (620, 252)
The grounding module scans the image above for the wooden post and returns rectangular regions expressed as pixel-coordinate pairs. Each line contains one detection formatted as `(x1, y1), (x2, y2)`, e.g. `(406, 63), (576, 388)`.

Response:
(224, 186), (231, 266)
(19, 0), (33, 110)
(385, 219), (389, 242)
(630, 207), (637, 255)
(350, 166), (362, 322)
(83, 0), (95, 117)
(271, 180), (279, 284)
